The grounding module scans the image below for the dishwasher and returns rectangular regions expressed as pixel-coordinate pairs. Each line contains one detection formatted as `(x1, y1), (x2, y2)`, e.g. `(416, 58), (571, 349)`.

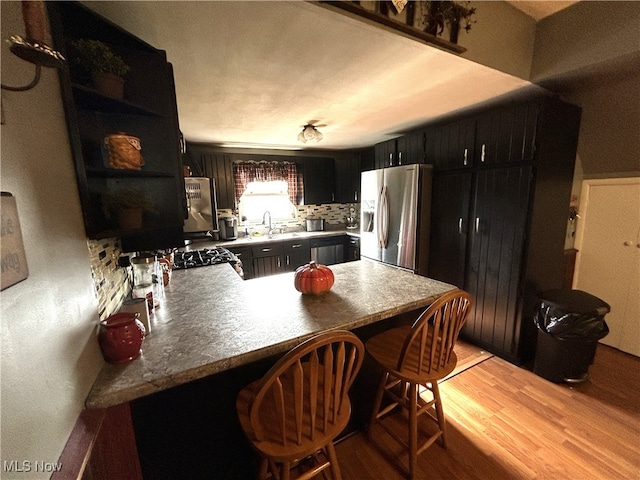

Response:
(310, 236), (345, 266)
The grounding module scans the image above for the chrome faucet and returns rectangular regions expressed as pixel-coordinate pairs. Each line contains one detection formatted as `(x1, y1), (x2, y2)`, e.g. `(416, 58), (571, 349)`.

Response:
(262, 210), (273, 235)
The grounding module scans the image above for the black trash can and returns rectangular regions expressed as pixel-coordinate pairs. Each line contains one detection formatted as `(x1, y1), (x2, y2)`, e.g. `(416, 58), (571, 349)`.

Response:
(533, 289), (610, 383)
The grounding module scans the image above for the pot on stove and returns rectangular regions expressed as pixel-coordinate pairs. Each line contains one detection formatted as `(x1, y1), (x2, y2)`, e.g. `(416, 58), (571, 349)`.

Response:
(220, 216), (238, 240)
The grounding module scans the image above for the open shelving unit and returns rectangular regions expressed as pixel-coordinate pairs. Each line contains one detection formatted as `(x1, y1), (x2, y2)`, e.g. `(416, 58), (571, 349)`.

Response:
(48, 1), (186, 252)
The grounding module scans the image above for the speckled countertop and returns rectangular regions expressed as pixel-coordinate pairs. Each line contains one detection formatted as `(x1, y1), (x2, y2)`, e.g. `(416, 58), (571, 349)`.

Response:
(195, 227), (360, 249)
(85, 259), (454, 409)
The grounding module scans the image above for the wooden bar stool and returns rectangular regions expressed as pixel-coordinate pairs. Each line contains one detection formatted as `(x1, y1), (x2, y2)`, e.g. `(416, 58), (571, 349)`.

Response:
(365, 289), (473, 479)
(236, 330), (365, 480)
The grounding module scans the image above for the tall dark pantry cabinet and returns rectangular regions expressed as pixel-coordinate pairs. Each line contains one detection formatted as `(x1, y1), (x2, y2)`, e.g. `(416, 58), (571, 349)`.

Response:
(428, 97), (581, 364)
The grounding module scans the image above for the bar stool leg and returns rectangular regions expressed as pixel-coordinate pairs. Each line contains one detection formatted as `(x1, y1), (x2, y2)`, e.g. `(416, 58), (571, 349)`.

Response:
(368, 372), (388, 437)
(409, 382), (418, 480)
(326, 442), (343, 480)
(432, 381), (447, 448)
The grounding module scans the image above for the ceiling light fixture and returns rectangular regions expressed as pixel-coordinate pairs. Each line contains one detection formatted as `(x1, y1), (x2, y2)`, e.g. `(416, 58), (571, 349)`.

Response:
(297, 124), (323, 144)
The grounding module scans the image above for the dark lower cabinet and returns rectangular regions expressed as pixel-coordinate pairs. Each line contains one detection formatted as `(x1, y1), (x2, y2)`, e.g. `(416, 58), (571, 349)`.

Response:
(250, 244), (284, 278)
(346, 235), (360, 262)
(228, 239), (312, 280)
(464, 166), (532, 354)
(429, 172), (471, 288)
(283, 239), (311, 272)
(226, 246), (252, 279)
(428, 96), (581, 364)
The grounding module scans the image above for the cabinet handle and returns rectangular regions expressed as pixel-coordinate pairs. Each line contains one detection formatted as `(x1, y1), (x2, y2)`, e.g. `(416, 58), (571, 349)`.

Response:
(458, 217), (463, 234)
(286, 255), (290, 265)
(481, 144), (486, 163)
(463, 148), (468, 166)
(389, 153), (393, 167)
(291, 244), (301, 248)
(475, 217), (480, 234)
(354, 190), (358, 202)
(277, 257), (281, 268)
(623, 241), (632, 246)
(262, 248), (272, 252)
(398, 151), (402, 165)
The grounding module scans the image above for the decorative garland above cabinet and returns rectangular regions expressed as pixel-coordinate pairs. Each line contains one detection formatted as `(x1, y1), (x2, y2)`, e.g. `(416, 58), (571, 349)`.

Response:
(48, 1), (185, 252)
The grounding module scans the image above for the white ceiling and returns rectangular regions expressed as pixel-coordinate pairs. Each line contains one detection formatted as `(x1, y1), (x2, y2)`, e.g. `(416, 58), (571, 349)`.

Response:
(100, 1), (576, 151)
(506, 1), (578, 21)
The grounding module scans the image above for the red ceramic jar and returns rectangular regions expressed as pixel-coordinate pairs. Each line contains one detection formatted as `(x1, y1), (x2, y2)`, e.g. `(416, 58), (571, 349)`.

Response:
(98, 312), (145, 363)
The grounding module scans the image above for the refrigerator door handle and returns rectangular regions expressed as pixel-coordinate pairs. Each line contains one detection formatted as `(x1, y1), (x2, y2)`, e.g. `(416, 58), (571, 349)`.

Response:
(375, 188), (383, 247)
(379, 186), (389, 248)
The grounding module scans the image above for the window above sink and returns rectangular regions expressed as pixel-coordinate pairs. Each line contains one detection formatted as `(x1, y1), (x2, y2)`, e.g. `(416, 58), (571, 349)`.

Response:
(238, 180), (298, 222)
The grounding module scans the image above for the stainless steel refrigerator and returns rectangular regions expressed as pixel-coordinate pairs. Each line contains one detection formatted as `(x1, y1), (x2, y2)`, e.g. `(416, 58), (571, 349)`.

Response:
(184, 177), (218, 234)
(360, 164), (432, 275)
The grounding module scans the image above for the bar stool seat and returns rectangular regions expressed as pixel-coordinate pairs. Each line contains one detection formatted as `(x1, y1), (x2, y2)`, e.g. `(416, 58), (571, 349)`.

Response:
(366, 289), (473, 479)
(236, 330), (365, 480)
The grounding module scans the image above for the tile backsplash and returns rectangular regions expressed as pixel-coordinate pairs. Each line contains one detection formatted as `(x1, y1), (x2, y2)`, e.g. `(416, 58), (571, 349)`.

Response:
(218, 203), (360, 235)
(87, 238), (130, 321)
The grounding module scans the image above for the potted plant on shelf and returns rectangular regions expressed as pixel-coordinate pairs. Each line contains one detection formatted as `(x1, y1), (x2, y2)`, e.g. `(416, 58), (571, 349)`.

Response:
(443, 1), (477, 44)
(102, 188), (157, 232)
(421, 1), (477, 43)
(70, 38), (130, 98)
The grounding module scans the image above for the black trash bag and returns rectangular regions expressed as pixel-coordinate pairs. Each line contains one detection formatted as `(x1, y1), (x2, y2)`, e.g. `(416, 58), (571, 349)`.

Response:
(534, 289), (610, 341)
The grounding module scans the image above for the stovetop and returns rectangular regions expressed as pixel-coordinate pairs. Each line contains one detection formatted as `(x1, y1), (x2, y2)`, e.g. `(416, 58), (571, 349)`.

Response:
(173, 247), (239, 270)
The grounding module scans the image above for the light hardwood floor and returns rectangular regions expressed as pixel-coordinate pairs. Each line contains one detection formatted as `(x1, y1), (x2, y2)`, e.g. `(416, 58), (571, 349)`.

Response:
(335, 344), (640, 479)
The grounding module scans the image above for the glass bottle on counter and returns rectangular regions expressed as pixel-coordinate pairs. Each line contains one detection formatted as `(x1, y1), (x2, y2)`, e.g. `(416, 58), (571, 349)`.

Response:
(132, 254), (163, 314)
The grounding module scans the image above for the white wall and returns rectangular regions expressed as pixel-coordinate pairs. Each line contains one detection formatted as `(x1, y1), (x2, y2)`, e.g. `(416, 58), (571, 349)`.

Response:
(531, 1), (640, 84)
(565, 70), (640, 177)
(0, 2), (104, 477)
(458, 1), (537, 81)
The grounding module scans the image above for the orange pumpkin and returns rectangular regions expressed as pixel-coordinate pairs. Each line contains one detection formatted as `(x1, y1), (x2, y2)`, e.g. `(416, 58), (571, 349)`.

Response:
(294, 261), (335, 295)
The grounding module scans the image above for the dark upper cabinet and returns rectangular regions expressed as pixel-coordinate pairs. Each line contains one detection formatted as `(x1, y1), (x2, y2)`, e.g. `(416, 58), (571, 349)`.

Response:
(428, 96), (581, 364)
(429, 101), (540, 172)
(374, 131), (425, 170)
(479, 102), (538, 165)
(334, 155), (361, 203)
(48, 1), (185, 252)
(396, 130), (426, 165)
(359, 147), (375, 172)
(428, 118), (475, 170)
(303, 157), (335, 204)
(374, 139), (396, 169)
(186, 147), (235, 210)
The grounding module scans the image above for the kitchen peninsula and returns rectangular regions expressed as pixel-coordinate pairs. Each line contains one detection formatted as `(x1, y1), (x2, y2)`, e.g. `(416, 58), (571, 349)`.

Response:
(86, 259), (454, 409)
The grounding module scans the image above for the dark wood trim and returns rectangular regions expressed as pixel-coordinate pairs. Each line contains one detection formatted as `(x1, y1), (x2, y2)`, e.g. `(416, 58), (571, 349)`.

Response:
(51, 409), (105, 480)
(52, 404), (142, 480)
(564, 248), (578, 288)
(315, 1), (466, 54)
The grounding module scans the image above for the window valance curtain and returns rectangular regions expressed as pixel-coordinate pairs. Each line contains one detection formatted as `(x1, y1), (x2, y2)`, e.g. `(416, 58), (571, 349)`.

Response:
(233, 161), (302, 205)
